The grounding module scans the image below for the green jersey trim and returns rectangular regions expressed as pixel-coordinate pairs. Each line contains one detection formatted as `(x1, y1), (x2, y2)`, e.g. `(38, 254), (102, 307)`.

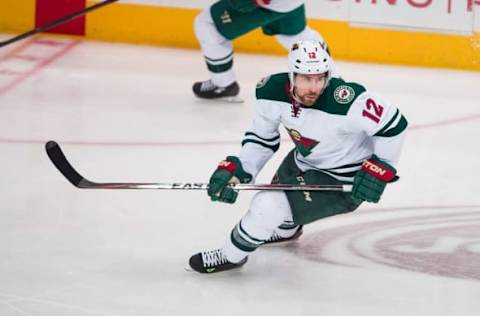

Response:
(242, 139), (280, 152)
(311, 78), (367, 115)
(255, 74), (367, 116)
(244, 131), (280, 142)
(374, 109), (400, 136)
(255, 73), (291, 103)
(375, 115), (408, 137)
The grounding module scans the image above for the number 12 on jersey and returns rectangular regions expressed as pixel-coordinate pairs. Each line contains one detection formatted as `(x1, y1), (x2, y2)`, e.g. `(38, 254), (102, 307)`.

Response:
(362, 98), (384, 123)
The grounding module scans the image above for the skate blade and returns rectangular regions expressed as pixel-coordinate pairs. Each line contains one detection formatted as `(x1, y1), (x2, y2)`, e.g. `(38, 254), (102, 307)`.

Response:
(221, 95), (244, 103)
(194, 95), (244, 104)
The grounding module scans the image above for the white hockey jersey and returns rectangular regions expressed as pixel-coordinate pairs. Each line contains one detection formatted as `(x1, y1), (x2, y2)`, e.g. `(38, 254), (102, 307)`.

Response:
(239, 74), (408, 183)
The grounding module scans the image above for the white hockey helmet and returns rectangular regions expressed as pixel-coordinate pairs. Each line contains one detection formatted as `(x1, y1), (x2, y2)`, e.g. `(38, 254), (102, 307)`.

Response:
(288, 40), (331, 92)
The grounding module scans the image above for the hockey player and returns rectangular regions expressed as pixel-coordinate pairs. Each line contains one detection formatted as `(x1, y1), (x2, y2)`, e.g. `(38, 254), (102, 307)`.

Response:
(189, 40), (408, 273)
(192, 0), (328, 102)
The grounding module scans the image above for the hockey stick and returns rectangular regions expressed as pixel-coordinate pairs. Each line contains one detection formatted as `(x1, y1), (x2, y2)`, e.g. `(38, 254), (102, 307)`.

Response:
(0, 0), (119, 48)
(45, 141), (352, 192)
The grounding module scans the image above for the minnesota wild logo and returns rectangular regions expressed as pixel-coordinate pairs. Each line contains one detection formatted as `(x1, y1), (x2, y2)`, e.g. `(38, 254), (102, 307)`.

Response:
(334, 85), (355, 104)
(287, 128), (319, 157)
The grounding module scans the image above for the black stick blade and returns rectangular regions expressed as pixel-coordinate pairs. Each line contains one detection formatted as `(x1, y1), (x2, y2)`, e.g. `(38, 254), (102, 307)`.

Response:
(45, 141), (85, 187)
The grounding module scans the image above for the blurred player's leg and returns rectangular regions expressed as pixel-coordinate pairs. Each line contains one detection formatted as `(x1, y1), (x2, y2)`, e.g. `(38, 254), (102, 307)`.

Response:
(192, 8), (239, 101)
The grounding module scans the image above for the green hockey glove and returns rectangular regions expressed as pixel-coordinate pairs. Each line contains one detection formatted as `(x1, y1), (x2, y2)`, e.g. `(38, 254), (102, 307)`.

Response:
(208, 156), (252, 204)
(352, 155), (398, 203)
(227, 0), (259, 13)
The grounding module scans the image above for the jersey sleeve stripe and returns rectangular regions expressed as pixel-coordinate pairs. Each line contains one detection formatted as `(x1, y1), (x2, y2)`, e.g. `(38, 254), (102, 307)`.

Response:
(321, 169), (358, 177)
(327, 162), (363, 170)
(375, 115), (408, 137)
(320, 170), (355, 183)
(241, 139), (280, 152)
(244, 131), (280, 142)
(374, 108), (400, 137)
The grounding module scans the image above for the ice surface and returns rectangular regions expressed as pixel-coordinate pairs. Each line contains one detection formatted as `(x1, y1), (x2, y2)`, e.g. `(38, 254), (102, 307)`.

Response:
(0, 35), (479, 316)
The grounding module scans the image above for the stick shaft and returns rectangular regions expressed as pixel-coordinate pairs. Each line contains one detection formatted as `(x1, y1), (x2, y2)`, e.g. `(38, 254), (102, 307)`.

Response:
(77, 181), (352, 192)
(0, 0), (119, 48)
(45, 141), (352, 192)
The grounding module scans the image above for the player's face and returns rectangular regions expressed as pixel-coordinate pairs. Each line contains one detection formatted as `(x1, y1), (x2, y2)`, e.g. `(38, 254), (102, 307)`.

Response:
(294, 73), (327, 106)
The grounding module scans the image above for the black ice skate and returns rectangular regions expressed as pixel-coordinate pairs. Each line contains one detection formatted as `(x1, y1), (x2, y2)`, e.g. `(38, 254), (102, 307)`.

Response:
(264, 225), (303, 245)
(188, 248), (248, 274)
(192, 80), (242, 103)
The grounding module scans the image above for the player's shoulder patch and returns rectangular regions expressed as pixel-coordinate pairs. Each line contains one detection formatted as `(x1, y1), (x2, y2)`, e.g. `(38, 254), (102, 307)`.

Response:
(314, 77), (367, 115)
(255, 72), (290, 103)
(329, 78), (366, 105)
(329, 78), (366, 106)
(333, 85), (356, 104)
